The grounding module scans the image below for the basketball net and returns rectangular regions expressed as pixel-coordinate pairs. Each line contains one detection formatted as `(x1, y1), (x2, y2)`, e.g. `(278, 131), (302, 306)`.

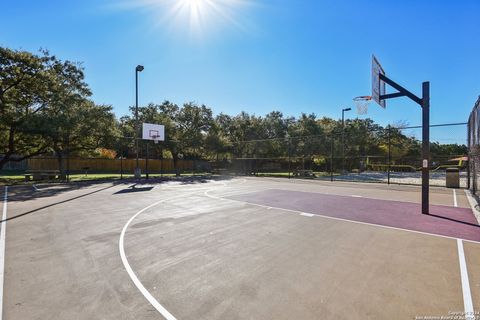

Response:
(151, 135), (160, 144)
(353, 96), (372, 115)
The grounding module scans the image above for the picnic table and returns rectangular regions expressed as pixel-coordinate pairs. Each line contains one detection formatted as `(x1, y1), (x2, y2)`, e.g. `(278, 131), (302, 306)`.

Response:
(24, 170), (60, 181)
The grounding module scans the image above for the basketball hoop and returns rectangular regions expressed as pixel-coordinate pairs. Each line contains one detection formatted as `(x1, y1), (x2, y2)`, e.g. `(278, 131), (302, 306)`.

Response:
(353, 96), (372, 115)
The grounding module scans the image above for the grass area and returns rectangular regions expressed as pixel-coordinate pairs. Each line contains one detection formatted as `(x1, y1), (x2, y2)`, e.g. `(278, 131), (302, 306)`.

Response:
(0, 171), (27, 185)
(254, 171), (340, 178)
(0, 171), (213, 185)
(68, 172), (212, 182)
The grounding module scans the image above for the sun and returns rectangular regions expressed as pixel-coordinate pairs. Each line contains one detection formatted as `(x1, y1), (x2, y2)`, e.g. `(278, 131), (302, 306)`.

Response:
(119, 0), (253, 37)
(178, 0), (209, 29)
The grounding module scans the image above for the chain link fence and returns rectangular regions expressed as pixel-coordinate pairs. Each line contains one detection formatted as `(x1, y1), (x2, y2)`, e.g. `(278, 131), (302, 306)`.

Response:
(0, 120), (469, 186)
(215, 122), (468, 188)
(468, 96), (480, 195)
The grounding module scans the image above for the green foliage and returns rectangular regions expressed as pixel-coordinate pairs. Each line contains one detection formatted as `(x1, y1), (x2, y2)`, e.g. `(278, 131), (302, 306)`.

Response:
(0, 47), (117, 173)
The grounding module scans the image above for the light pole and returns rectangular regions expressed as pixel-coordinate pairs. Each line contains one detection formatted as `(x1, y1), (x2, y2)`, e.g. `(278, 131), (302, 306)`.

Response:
(135, 65), (144, 179)
(341, 107), (351, 173)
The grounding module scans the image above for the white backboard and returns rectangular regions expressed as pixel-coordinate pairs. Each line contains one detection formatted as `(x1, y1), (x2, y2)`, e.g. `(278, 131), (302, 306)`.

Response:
(142, 123), (165, 141)
(372, 55), (386, 108)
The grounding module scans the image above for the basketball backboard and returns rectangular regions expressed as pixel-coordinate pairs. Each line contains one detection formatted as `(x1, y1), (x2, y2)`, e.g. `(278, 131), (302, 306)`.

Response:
(142, 123), (165, 141)
(372, 55), (386, 108)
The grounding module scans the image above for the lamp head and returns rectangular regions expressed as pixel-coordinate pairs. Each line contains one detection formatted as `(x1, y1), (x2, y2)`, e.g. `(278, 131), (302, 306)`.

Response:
(136, 65), (144, 72)
(343, 107), (352, 112)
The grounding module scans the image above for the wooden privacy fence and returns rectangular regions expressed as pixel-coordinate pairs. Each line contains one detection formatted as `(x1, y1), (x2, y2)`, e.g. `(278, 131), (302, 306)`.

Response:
(27, 158), (211, 172)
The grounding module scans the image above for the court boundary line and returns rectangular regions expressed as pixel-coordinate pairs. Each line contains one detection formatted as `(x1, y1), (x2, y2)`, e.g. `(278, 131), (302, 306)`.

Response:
(119, 195), (181, 320)
(0, 187), (8, 320)
(464, 190), (480, 225)
(255, 176), (457, 191)
(206, 187), (478, 315)
(118, 179), (245, 319)
(457, 239), (474, 319)
(453, 189), (458, 207)
(117, 178), (473, 319)
(204, 189), (480, 245)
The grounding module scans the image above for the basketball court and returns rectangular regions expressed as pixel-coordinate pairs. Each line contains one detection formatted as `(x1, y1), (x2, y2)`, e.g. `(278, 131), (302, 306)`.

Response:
(0, 56), (475, 320)
(1, 177), (479, 319)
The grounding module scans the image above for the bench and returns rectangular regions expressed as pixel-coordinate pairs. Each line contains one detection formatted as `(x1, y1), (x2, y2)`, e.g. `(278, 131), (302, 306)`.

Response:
(293, 170), (316, 178)
(24, 170), (60, 181)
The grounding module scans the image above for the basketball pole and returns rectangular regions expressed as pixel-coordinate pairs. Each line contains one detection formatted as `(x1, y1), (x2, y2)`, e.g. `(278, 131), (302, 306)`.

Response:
(422, 82), (430, 215)
(379, 74), (430, 214)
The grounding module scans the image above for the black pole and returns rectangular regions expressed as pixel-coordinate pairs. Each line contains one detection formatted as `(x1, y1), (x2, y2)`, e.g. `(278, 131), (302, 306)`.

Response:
(467, 120), (471, 190)
(135, 69), (139, 175)
(120, 153), (123, 180)
(66, 136), (70, 182)
(387, 126), (391, 185)
(422, 82), (430, 214)
(342, 110), (345, 173)
(288, 138), (291, 179)
(330, 135), (334, 182)
(146, 142), (149, 180)
(134, 65), (144, 179)
(379, 73), (429, 214)
(341, 108), (351, 174)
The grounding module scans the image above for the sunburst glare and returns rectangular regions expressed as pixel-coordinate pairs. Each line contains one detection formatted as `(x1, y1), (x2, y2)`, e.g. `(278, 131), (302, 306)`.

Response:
(118, 0), (254, 38)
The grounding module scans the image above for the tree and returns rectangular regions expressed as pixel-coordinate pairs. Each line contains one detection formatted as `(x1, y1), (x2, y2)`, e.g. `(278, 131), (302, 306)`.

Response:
(0, 47), (53, 168)
(175, 103), (213, 159)
(289, 113), (324, 167)
(40, 100), (117, 176)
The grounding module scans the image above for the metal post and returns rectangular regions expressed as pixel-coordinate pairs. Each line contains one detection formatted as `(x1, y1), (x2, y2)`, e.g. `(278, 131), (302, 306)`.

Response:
(330, 135), (334, 182)
(134, 65), (144, 179)
(288, 137), (291, 179)
(341, 108), (351, 173)
(342, 110), (345, 173)
(146, 142), (149, 180)
(379, 73), (430, 214)
(120, 153), (123, 180)
(387, 126), (391, 185)
(135, 70), (139, 174)
(467, 120), (471, 190)
(422, 82), (430, 214)
(66, 136), (70, 182)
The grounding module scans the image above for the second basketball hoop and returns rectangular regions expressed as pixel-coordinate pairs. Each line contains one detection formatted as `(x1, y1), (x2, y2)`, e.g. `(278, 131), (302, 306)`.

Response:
(353, 95), (372, 115)
(142, 123), (165, 143)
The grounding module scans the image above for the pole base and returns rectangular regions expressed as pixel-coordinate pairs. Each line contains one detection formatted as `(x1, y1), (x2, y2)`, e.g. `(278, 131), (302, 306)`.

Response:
(134, 168), (142, 179)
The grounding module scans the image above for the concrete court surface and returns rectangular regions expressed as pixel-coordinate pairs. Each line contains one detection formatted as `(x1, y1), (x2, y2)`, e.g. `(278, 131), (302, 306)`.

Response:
(1, 177), (480, 319)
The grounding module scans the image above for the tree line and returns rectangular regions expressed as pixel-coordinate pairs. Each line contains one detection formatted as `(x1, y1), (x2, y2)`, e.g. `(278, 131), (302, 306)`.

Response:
(0, 47), (467, 173)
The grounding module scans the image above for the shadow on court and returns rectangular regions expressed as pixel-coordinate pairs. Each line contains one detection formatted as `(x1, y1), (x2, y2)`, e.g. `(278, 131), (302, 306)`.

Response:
(1, 176), (233, 223)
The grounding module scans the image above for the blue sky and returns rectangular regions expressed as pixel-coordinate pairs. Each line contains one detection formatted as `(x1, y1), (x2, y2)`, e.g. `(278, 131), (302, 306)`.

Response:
(1, 0), (479, 143)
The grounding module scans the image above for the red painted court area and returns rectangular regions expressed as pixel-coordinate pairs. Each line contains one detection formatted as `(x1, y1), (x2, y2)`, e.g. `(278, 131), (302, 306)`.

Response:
(228, 189), (480, 242)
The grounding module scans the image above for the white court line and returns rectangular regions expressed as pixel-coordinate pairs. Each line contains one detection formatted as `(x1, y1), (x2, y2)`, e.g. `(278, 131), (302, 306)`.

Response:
(453, 189), (458, 207)
(300, 213), (315, 217)
(119, 196), (180, 320)
(206, 187), (478, 315)
(0, 187), (8, 320)
(464, 189), (480, 225)
(204, 190), (480, 245)
(119, 179), (245, 320)
(457, 239), (474, 320)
